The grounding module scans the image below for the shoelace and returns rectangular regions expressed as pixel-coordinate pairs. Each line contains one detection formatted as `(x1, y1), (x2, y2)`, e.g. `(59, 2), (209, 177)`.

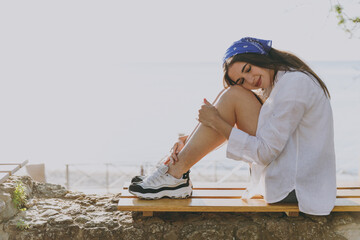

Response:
(144, 167), (168, 186)
(162, 88), (227, 165)
(183, 88), (226, 147)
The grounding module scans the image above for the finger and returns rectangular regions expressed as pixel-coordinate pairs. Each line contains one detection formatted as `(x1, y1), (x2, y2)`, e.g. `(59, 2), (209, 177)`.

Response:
(177, 141), (184, 152)
(172, 152), (179, 162)
(203, 98), (212, 105)
(172, 155), (178, 164)
(179, 135), (187, 143)
(171, 142), (177, 151)
(169, 156), (174, 165)
(173, 142), (178, 153)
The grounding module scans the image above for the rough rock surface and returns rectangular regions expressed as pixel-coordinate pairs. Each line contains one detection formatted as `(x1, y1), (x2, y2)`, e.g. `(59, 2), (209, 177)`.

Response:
(1, 176), (360, 240)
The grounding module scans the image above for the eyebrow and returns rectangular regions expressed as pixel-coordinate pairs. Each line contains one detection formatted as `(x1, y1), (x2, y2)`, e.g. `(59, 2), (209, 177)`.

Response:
(241, 63), (248, 73)
(233, 63), (248, 84)
(231, 63), (247, 85)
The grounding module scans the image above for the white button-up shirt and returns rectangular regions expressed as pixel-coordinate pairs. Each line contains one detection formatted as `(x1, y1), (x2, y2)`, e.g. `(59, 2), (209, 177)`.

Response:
(226, 71), (336, 215)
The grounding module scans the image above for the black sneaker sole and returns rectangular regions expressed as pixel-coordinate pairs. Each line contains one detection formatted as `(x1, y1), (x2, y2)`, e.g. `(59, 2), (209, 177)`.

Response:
(129, 186), (193, 199)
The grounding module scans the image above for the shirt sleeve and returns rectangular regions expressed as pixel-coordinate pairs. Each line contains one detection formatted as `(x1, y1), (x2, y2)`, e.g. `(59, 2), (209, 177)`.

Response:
(226, 73), (311, 166)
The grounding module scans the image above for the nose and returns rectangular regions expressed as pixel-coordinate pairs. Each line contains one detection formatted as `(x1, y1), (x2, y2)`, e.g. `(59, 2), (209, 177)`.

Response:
(244, 74), (254, 85)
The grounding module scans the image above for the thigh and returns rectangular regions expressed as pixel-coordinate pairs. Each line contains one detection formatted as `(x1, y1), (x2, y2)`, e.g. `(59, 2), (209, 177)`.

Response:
(215, 86), (262, 136)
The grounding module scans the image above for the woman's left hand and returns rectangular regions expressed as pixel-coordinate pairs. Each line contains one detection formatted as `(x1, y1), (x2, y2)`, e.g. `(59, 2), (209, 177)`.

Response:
(198, 98), (220, 129)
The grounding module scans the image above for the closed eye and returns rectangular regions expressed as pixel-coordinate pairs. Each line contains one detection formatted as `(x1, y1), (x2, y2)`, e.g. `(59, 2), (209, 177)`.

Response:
(246, 65), (251, 73)
(235, 78), (245, 85)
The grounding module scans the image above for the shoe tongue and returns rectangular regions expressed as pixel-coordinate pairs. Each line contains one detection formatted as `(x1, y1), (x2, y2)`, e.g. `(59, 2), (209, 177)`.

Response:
(158, 164), (169, 174)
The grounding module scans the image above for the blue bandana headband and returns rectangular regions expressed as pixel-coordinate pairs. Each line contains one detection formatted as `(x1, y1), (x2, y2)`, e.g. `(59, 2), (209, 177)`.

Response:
(223, 37), (272, 64)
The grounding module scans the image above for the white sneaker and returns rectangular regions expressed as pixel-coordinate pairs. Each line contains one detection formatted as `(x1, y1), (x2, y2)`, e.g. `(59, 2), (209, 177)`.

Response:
(128, 164), (192, 199)
(131, 159), (167, 183)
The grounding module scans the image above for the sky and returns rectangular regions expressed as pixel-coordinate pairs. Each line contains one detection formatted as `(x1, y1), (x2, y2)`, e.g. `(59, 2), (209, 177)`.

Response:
(0, 0), (359, 168)
(1, 0), (359, 66)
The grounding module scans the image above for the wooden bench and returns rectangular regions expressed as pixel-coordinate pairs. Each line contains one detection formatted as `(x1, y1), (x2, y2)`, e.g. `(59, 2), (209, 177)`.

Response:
(118, 181), (360, 217)
(0, 160), (29, 185)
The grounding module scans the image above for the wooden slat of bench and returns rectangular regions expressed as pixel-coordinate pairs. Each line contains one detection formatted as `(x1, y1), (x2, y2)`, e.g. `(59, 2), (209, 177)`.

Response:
(118, 197), (360, 212)
(121, 189), (245, 198)
(337, 189), (360, 198)
(119, 181), (360, 215)
(121, 188), (360, 199)
(0, 172), (10, 185)
(337, 181), (360, 189)
(124, 181), (360, 190)
(333, 198), (360, 211)
(118, 197), (299, 212)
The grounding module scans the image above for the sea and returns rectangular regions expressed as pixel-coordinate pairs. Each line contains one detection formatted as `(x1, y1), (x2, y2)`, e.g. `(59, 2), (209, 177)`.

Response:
(10, 61), (360, 193)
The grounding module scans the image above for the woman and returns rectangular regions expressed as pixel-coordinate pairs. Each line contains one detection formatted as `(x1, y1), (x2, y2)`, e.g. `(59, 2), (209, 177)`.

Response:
(129, 37), (336, 216)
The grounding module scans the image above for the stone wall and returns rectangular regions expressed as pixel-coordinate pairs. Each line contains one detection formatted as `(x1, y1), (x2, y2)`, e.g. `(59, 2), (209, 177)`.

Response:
(1, 176), (360, 240)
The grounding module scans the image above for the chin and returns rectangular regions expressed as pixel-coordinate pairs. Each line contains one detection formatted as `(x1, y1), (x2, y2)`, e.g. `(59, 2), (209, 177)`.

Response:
(250, 87), (261, 91)
(261, 82), (270, 89)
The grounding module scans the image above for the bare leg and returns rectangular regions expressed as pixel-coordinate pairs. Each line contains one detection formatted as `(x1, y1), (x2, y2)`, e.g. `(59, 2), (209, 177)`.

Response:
(167, 85), (262, 178)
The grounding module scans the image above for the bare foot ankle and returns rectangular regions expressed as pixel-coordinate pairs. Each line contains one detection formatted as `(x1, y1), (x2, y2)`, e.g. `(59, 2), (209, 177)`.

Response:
(166, 164), (185, 179)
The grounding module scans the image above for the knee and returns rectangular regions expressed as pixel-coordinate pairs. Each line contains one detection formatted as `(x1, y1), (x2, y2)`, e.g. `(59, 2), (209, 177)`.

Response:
(216, 86), (262, 113)
(218, 86), (256, 104)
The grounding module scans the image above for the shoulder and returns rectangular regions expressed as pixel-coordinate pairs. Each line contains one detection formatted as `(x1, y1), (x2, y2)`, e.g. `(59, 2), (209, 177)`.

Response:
(270, 71), (325, 105)
(276, 71), (315, 85)
(275, 71), (321, 93)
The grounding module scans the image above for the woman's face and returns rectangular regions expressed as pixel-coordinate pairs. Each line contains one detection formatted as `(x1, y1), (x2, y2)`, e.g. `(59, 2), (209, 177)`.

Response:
(227, 62), (275, 90)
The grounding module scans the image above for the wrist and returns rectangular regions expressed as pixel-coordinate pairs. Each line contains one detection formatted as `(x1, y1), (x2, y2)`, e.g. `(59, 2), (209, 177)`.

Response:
(212, 115), (232, 139)
(212, 115), (223, 129)
(210, 115), (224, 132)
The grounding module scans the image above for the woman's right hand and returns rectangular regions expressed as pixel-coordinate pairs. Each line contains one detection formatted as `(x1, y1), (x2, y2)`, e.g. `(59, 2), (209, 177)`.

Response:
(166, 135), (188, 165)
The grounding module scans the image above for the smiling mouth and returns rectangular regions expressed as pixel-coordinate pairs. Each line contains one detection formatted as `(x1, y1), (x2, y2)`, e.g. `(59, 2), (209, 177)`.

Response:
(255, 77), (262, 88)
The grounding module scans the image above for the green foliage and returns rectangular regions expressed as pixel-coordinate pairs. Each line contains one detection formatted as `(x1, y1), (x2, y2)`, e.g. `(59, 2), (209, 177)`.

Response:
(332, 3), (360, 37)
(16, 219), (29, 231)
(12, 181), (27, 211)
(335, 4), (345, 24)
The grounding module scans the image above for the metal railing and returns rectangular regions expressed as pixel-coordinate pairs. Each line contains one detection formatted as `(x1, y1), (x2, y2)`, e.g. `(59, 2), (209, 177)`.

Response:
(46, 160), (251, 194)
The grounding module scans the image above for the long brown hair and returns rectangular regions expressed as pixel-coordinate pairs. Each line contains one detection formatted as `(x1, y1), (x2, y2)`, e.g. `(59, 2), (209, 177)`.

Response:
(223, 48), (331, 98)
